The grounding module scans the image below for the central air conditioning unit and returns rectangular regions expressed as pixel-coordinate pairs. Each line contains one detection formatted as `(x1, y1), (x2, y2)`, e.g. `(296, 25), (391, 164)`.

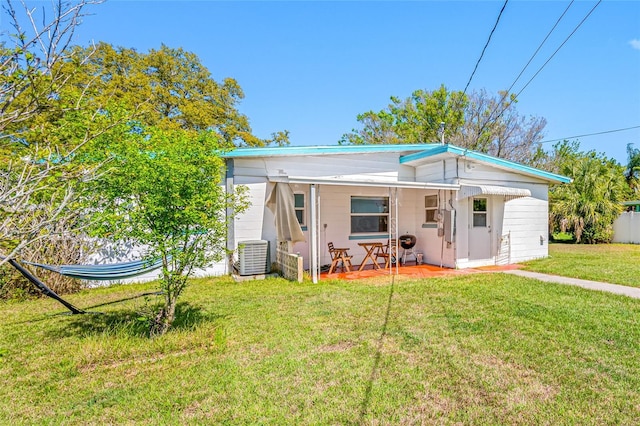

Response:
(235, 240), (271, 275)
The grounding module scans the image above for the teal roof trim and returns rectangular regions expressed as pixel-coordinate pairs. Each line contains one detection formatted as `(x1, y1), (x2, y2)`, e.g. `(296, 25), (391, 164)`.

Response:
(400, 144), (571, 184)
(221, 144), (440, 158)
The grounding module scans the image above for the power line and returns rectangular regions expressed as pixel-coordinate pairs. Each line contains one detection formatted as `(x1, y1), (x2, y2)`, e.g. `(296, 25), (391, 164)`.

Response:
(539, 125), (640, 145)
(502, 1), (575, 105)
(473, 1), (575, 141)
(513, 0), (601, 99)
(463, 0), (509, 95)
(475, 0), (602, 139)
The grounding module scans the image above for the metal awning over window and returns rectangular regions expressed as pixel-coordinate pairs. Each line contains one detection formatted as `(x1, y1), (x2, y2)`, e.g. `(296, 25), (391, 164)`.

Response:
(458, 185), (531, 200)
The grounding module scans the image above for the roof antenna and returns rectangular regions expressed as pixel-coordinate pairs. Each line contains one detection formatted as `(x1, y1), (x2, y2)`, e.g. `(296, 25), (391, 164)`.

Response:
(438, 122), (445, 145)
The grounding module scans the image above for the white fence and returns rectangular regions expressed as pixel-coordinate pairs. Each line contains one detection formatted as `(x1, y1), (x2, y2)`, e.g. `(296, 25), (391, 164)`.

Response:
(613, 212), (640, 244)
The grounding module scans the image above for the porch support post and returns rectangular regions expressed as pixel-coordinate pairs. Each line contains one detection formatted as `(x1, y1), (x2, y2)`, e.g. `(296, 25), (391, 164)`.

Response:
(394, 186), (399, 275)
(225, 159), (235, 274)
(310, 183), (318, 283)
(388, 186), (392, 276)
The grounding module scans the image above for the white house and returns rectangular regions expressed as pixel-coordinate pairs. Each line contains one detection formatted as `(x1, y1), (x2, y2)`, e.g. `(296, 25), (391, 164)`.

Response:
(222, 143), (570, 283)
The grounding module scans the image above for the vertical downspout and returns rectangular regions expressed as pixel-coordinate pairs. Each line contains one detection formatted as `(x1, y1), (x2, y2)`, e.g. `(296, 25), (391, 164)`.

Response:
(225, 159), (235, 274)
(310, 184), (318, 283)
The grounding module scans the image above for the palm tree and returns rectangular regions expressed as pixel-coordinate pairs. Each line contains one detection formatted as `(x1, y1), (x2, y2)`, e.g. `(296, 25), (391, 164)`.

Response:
(550, 150), (628, 243)
(625, 143), (640, 195)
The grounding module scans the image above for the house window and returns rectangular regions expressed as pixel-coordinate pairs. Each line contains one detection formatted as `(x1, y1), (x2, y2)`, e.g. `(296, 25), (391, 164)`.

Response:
(351, 196), (389, 234)
(472, 198), (487, 227)
(294, 193), (305, 226)
(425, 195), (438, 223)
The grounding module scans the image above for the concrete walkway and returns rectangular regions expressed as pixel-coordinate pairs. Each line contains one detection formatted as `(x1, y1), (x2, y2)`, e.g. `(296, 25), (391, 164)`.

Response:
(504, 269), (640, 299)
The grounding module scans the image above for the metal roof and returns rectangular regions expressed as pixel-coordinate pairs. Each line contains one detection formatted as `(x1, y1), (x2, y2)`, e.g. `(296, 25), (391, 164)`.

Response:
(399, 144), (571, 184)
(223, 143), (571, 184)
(221, 144), (439, 158)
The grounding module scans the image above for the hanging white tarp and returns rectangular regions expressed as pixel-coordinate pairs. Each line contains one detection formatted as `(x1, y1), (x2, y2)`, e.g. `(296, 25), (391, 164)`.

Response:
(266, 182), (306, 244)
(458, 185), (531, 200)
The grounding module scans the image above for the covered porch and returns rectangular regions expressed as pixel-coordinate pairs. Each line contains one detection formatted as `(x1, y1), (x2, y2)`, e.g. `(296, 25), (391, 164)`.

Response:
(268, 176), (460, 283)
(269, 177), (536, 283)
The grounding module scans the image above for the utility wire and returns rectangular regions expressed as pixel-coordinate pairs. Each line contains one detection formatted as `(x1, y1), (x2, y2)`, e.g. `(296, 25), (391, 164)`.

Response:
(539, 125), (640, 145)
(500, 1), (575, 109)
(473, 0), (576, 141)
(513, 0), (601, 100)
(463, 0), (509, 95)
(471, 0), (602, 147)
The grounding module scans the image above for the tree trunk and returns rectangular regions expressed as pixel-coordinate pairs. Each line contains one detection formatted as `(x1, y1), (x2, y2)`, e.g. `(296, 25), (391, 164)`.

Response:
(150, 273), (185, 336)
(151, 298), (176, 336)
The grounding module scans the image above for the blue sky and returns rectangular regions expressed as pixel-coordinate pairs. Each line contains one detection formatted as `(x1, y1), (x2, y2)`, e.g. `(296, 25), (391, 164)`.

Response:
(30, 1), (640, 164)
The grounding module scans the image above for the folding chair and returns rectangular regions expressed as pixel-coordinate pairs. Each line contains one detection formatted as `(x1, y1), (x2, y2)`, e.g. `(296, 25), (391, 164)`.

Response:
(327, 242), (352, 273)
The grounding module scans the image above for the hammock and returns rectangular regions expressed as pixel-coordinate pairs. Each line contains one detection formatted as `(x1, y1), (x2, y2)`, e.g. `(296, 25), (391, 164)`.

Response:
(24, 257), (165, 280)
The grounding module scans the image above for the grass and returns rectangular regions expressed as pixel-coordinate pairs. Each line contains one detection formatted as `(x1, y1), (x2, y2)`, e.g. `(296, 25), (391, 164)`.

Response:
(1, 272), (640, 424)
(524, 243), (640, 288)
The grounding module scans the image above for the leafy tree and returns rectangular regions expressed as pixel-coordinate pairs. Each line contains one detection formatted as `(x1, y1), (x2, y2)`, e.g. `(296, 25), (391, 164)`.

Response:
(449, 90), (547, 164)
(1, 2), (263, 313)
(549, 141), (629, 243)
(0, 0), (102, 139)
(89, 128), (248, 334)
(0, 0), (107, 269)
(67, 43), (287, 147)
(341, 85), (467, 145)
(342, 86), (547, 164)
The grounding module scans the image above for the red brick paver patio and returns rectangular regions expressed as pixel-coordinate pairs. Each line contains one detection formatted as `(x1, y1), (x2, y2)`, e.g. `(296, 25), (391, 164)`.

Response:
(321, 262), (522, 281)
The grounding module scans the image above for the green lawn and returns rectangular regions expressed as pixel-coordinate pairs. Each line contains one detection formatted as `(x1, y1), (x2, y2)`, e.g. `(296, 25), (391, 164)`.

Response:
(1, 273), (639, 424)
(524, 243), (640, 288)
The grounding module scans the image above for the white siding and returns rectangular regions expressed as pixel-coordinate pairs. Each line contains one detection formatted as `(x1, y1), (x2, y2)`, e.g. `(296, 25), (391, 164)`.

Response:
(453, 197), (470, 268)
(415, 158), (458, 184)
(234, 153), (405, 182)
(233, 176), (272, 242)
(414, 189), (456, 268)
(458, 159), (549, 186)
(318, 185), (391, 267)
(501, 197), (549, 263)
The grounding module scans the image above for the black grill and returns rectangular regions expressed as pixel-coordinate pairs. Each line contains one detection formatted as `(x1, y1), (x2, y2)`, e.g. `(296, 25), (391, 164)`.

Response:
(399, 234), (416, 249)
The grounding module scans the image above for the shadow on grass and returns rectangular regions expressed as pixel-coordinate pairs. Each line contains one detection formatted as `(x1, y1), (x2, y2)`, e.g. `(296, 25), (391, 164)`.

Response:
(358, 275), (396, 422)
(83, 291), (164, 310)
(4, 291), (163, 326)
(44, 302), (224, 339)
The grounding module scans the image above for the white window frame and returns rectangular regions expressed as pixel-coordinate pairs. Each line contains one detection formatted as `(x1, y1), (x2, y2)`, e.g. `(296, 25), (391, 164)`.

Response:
(472, 197), (488, 228)
(425, 194), (438, 224)
(350, 196), (389, 234)
(294, 193), (305, 226)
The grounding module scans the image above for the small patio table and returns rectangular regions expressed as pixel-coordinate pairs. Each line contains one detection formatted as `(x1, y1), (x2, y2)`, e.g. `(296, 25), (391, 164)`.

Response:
(357, 242), (384, 271)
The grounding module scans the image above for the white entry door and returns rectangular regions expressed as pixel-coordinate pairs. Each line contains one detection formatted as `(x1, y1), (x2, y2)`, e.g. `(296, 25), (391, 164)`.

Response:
(469, 197), (492, 261)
